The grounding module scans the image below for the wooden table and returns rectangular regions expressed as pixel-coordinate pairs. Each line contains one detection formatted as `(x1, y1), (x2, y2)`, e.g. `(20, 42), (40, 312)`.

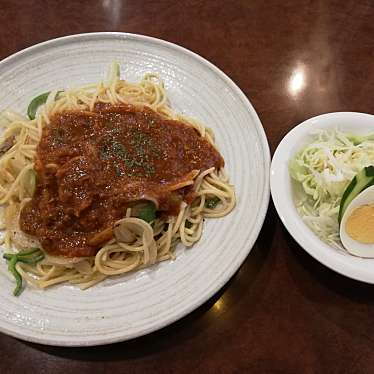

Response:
(1, 1), (373, 373)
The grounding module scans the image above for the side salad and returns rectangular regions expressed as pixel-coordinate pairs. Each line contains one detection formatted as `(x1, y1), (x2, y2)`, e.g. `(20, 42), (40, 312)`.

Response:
(289, 128), (374, 249)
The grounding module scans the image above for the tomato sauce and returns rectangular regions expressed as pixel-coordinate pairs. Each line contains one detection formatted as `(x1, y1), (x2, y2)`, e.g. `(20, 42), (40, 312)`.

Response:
(19, 104), (223, 257)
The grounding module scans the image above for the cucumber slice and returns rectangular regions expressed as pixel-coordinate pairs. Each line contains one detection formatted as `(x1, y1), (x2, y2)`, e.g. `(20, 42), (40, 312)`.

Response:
(338, 166), (374, 223)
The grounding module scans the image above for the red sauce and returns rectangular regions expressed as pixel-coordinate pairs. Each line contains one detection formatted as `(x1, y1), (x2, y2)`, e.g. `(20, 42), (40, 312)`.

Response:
(19, 104), (223, 257)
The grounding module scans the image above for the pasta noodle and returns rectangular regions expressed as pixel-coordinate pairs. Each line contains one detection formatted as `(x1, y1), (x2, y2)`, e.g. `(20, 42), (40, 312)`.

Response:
(0, 63), (235, 294)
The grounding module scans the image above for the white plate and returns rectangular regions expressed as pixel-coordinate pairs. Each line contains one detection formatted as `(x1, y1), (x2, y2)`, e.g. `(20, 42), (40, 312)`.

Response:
(0, 33), (270, 346)
(271, 112), (374, 283)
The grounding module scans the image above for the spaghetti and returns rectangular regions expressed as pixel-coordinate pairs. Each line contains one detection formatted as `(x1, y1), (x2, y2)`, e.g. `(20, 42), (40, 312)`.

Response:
(0, 63), (235, 295)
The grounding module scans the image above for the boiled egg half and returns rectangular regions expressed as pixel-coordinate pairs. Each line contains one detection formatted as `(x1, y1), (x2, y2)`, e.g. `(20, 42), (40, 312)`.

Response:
(340, 185), (374, 257)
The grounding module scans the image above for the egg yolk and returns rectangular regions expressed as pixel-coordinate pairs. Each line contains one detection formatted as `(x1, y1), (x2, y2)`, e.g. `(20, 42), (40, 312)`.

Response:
(345, 204), (374, 244)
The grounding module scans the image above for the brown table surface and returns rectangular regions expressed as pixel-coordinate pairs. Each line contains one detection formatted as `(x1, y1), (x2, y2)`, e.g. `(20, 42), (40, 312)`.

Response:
(1, 0), (374, 373)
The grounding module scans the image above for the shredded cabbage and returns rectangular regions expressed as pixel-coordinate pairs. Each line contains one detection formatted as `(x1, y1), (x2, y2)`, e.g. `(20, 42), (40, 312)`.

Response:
(289, 128), (374, 248)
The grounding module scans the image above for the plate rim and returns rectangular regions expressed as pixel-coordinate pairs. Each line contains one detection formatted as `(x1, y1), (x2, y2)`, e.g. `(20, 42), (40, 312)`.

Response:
(271, 111), (374, 284)
(0, 32), (270, 346)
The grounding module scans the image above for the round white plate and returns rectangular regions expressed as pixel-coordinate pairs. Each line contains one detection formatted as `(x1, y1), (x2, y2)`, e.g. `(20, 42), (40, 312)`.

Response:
(0, 33), (270, 346)
(271, 112), (374, 283)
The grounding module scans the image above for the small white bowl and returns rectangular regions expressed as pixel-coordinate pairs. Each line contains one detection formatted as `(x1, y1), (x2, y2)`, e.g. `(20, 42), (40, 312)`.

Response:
(271, 112), (374, 283)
